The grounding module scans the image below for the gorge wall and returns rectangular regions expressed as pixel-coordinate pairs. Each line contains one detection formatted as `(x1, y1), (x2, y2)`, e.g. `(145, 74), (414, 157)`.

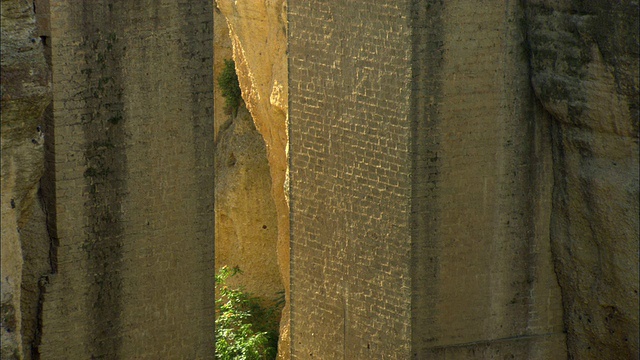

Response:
(527, 1), (639, 358)
(214, 104), (281, 302)
(1, 0), (638, 359)
(213, 1), (282, 310)
(39, 2), (215, 358)
(214, 1), (291, 357)
(288, 0), (565, 358)
(3, 1), (215, 359)
(1, 1), (51, 358)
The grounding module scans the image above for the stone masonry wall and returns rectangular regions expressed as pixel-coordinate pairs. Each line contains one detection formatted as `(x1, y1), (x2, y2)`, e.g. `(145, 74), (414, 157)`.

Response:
(290, 1), (414, 358)
(289, 1), (566, 358)
(35, 1), (214, 359)
(409, 1), (565, 358)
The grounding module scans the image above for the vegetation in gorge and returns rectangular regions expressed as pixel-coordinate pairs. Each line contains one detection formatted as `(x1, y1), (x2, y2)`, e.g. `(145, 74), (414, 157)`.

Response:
(218, 59), (243, 115)
(215, 266), (279, 360)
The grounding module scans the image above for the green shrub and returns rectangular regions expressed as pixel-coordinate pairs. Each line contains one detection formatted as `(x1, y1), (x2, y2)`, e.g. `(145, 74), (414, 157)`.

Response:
(218, 59), (243, 115)
(216, 266), (277, 360)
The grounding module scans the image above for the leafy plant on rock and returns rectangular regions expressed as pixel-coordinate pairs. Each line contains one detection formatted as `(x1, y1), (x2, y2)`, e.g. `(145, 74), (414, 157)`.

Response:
(218, 59), (243, 115)
(215, 266), (277, 360)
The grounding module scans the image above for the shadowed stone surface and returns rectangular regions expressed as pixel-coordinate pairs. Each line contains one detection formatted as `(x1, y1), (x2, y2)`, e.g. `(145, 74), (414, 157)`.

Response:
(289, 1), (566, 359)
(3, 1), (637, 359)
(34, 2), (215, 359)
(527, 1), (639, 358)
(1, 1), (51, 358)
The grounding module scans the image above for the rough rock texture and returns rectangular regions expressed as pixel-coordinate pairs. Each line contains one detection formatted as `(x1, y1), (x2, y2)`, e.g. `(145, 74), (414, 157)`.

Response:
(214, 4), (282, 301)
(36, 2), (215, 358)
(527, 1), (639, 358)
(214, 7), (233, 139)
(16, 191), (51, 360)
(1, 1), (51, 358)
(215, 1), (290, 357)
(215, 105), (282, 303)
(288, 1), (566, 358)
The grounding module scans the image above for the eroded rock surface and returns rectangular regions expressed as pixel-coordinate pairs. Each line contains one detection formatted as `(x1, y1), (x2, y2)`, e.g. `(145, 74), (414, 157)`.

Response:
(215, 105), (282, 304)
(214, 8), (233, 140)
(215, 1), (290, 357)
(1, 1), (51, 358)
(527, 1), (639, 358)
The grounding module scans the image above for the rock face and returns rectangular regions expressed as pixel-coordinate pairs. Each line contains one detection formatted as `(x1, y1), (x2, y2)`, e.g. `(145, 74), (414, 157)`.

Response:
(214, 8), (233, 139)
(527, 1), (639, 358)
(215, 1), (290, 357)
(288, 1), (566, 358)
(215, 105), (282, 303)
(1, 1), (51, 358)
(3, 1), (637, 359)
(214, 4), (282, 302)
(35, 2), (215, 358)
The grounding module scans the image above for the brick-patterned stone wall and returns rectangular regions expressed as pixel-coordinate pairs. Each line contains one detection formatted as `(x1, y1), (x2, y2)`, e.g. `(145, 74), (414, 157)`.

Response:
(289, 1), (414, 358)
(289, 1), (566, 359)
(37, 1), (214, 359)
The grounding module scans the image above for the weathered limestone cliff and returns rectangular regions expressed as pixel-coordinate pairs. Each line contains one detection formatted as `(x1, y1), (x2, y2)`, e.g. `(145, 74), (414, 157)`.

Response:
(215, 0), (290, 357)
(215, 105), (281, 302)
(527, 1), (639, 358)
(214, 9), (233, 138)
(1, 1), (51, 358)
(214, 4), (282, 305)
(2, 1), (637, 359)
(222, 1), (638, 359)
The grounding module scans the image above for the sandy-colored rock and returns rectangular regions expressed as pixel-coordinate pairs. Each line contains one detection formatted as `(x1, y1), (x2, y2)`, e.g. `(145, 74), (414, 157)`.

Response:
(215, 105), (282, 303)
(527, 1), (639, 358)
(215, 0), (290, 357)
(214, 7), (233, 141)
(1, 1), (51, 358)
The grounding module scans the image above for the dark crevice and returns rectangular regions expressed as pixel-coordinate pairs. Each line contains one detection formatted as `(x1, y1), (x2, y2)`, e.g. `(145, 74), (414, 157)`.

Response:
(42, 103), (58, 276)
(30, 103), (56, 360)
(30, 274), (50, 360)
(25, 2), (54, 356)
(410, 0), (445, 357)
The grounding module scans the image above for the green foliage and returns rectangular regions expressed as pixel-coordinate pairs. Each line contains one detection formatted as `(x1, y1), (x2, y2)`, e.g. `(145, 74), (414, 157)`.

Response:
(218, 59), (243, 115)
(216, 266), (277, 360)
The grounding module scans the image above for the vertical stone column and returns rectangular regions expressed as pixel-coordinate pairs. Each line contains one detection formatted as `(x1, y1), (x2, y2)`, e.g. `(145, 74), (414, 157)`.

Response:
(38, 1), (214, 359)
(289, 1), (566, 359)
(289, 1), (414, 358)
(409, 1), (565, 358)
